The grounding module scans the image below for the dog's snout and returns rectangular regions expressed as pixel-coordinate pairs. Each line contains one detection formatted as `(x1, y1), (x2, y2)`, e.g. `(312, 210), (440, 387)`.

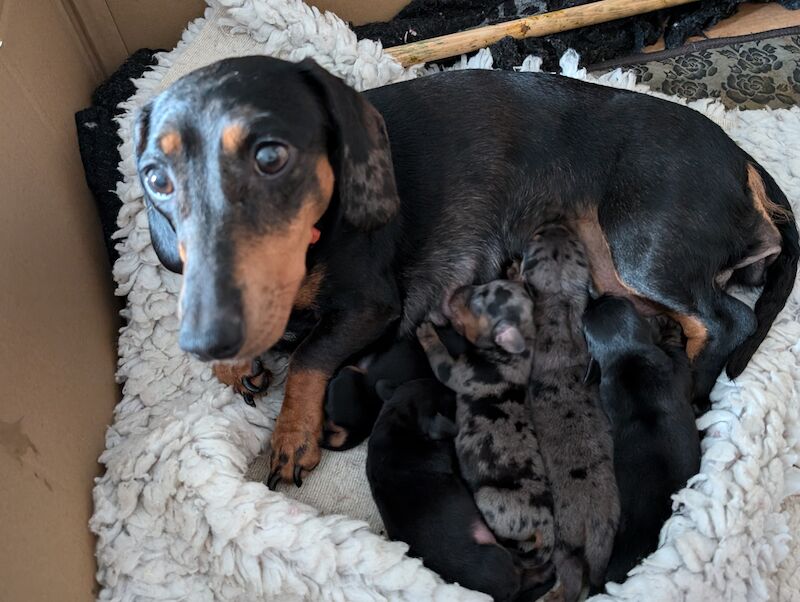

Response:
(179, 314), (244, 361)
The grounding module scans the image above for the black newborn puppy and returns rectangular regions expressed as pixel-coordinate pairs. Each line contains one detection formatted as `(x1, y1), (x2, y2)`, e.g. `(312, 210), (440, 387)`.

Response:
(323, 329), (467, 450)
(367, 378), (522, 601)
(582, 295), (701, 584)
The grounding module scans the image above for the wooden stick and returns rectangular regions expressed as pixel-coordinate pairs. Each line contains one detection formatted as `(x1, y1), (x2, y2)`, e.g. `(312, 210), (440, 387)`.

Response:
(385, 0), (701, 67)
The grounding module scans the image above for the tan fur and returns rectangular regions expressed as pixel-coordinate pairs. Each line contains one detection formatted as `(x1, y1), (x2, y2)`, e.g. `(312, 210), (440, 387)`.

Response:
(747, 163), (791, 224)
(324, 420), (349, 449)
(669, 313), (708, 360)
(221, 123), (246, 154)
(271, 367), (327, 479)
(212, 360), (267, 394)
(159, 131), (181, 155)
(233, 157), (334, 359)
(294, 265), (325, 310)
(571, 210), (660, 316)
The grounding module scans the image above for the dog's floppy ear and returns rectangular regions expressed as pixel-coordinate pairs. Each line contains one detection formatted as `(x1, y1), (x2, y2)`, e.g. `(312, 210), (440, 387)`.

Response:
(145, 203), (183, 274)
(133, 102), (184, 274)
(299, 59), (400, 231)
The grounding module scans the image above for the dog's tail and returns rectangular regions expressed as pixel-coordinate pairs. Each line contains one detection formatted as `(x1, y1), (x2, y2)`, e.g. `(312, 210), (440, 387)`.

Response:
(727, 162), (799, 378)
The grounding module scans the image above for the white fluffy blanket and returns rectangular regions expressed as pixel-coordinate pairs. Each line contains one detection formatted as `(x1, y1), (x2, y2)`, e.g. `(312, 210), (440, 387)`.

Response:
(91, 1), (800, 600)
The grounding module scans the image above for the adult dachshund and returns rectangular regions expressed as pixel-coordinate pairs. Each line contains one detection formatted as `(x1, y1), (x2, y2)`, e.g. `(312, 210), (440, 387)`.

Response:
(134, 57), (798, 486)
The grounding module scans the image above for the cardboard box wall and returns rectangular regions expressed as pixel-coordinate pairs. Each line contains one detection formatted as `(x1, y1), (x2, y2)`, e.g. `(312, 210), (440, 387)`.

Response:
(0, 1), (407, 599)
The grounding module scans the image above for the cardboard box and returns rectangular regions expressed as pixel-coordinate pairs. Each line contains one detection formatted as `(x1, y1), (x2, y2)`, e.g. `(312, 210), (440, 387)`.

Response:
(0, 2), (407, 599)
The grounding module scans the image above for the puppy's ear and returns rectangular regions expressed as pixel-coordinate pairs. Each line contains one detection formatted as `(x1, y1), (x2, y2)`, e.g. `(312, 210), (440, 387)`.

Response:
(421, 413), (458, 441)
(375, 379), (398, 402)
(493, 322), (526, 354)
(133, 102), (184, 274)
(299, 59), (400, 231)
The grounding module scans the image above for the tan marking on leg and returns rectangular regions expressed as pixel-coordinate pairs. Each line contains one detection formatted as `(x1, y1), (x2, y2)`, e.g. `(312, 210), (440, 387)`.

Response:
(669, 312), (709, 361)
(271, 367), (326, 480)
(293, 266), (325, 310)
(571, 209), (661, 316)
(747, 163), (791, 224)
(221, 124), (246, 154)
(159, 131), (181, 155)
(233, 156), (335, 359)
(178, 242), (187, 264)
(212, 360), (268, 394)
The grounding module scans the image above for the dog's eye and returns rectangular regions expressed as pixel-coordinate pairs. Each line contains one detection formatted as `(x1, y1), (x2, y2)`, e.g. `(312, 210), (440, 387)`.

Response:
(254, 142), (290, 176)
(143, 166), (174, 199)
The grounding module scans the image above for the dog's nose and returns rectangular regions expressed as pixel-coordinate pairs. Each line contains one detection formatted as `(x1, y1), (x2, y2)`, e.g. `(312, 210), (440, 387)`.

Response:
(179, 316), (244, 361)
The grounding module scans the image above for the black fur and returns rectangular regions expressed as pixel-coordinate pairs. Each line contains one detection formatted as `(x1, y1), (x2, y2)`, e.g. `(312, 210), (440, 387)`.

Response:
(583, 295), (701, 585)
(136, 58), (797, 480)
(367, 378), (522, 601)
(322, 326), (468, 450)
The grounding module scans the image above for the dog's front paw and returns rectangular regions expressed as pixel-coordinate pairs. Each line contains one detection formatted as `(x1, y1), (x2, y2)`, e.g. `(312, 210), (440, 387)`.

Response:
(416, 322), (439, 349)
(267, 425), (322, 488)
(213, 357), (271, 406)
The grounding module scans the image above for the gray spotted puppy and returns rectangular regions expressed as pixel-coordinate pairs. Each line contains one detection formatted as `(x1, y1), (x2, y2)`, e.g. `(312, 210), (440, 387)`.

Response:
(417, 279), (554, 571)
(517, 223), (620, 602)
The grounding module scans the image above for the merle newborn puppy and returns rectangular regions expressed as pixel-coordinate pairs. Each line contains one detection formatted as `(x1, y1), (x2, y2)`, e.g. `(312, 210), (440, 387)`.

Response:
(517, 223), (619, 601)
(583, 295), (701, 584)
(367, 378), (522, 601)
(322, 328), (468, 450)
(417, 280), (554, 573)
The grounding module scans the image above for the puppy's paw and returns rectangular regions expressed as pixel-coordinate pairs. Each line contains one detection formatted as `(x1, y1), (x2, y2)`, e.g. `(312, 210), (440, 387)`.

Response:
(267, 425), (322, 488)
(213, 357), (271, 405)
(321, 419), (351, 450)
(416, 322), (439, 349)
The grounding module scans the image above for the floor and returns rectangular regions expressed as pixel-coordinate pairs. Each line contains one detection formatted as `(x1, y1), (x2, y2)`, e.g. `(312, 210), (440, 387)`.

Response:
(645, 2), (800, 52)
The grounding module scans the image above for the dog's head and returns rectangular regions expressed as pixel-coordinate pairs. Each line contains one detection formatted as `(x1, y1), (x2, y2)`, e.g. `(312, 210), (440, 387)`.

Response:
(375, 379), (457, 441)
(133, 56), (399, 360)
(582, 295), (655, 363)
(447, 280), (534, 354)
(518, 222), (589, 300)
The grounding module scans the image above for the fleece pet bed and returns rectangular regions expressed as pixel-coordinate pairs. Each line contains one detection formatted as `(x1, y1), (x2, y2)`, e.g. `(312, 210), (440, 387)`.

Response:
(91, 1), (800, 599)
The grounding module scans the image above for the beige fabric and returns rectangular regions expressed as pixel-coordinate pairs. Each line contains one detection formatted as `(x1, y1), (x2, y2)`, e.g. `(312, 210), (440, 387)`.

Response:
(247, 444), (385, 535)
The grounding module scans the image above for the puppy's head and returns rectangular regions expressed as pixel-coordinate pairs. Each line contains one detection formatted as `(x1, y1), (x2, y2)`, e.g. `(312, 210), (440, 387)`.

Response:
(519, 223), (589, 300)
(582, 295), (655, 364)
(133, 56), (399, 361)
(447, 280), (533, 354)
(376, 379), (457, 441)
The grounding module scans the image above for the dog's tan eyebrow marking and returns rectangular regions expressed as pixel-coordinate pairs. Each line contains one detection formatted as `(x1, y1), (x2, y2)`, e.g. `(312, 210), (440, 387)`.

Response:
(159, 131), (182, 155)
(221, 123), (247, 154)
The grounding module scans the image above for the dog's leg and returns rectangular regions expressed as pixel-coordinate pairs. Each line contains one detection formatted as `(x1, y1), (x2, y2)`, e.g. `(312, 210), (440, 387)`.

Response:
(576, 210), (756, 406)
(268, 304), (395, 487)
(417, 323), (474, 393)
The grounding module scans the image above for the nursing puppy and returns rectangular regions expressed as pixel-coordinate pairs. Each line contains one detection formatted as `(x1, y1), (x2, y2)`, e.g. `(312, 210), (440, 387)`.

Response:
(322, 327), (468, 450)
(517, 223), (619, 601)
(417, 280), (554, 571)
(583, 295), (701, 584)
(366, 378), (522, 601)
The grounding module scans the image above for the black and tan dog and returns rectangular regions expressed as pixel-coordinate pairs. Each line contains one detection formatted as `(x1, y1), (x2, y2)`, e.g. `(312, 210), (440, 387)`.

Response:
(134, 56), (798, 485)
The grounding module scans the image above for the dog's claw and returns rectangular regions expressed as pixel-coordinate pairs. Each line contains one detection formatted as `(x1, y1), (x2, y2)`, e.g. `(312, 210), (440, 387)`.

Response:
(242, 373), (270, 394)
(267, 469), (281, 491)
(242, 392), (256, 406)
(293, 465), (304, 488)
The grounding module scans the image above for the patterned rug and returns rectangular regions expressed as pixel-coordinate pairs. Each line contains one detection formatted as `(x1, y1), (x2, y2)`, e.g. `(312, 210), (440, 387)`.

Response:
(592, 26), (800, 110)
